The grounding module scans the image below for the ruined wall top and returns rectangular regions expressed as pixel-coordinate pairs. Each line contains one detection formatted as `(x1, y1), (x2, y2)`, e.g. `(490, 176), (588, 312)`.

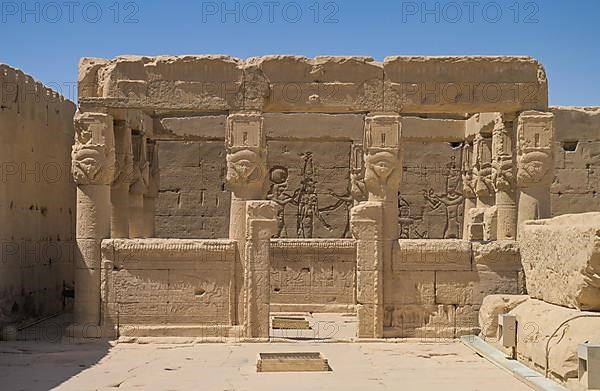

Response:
(78, 55), (548, 115)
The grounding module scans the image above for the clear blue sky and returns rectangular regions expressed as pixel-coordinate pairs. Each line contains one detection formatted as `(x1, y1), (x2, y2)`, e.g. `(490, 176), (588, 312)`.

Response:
(1, 0), (598, 105)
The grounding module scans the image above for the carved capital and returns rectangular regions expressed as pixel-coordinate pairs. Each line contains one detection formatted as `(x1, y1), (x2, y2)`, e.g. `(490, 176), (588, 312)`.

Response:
(225, 113), (267, 199)
(363, 115), (403, 202)
(516, 111), (554, 187)
(71, 112), (116, 185)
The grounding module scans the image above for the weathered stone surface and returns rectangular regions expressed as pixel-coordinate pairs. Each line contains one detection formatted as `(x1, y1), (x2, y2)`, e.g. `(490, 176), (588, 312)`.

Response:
(393, 240), (472, 271)
(519, 213), (600, 310)
(263, 113), (365, 141)
(101, 239), (236, 327)
(88, 55), (244, 111)
(159, 115), (227, 140)
(435, 270), (521, 305)
(245, 55), (384, 112)
(505, 298), (600, 382)
(270, 239), (355, 308)
(0, 65), (76, 328)
(473, 240), (522, 272)
(478, 294), (529, 339)
(384, 56), (548, 114)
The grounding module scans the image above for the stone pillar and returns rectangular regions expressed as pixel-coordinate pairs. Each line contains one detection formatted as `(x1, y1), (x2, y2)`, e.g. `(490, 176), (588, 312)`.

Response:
(225, 112), (268, 328)
(516, 111), (554, 236)
(352, 114), (402, 338)
(111, 121), (133, 238)
(492, 116), (518, 240)
(244, 201), (277, 338)
(129, 132), (149, 238)
(465, 134), (497, 240)
(461, 141), (477, 239)
(143, 140), (159, 238)
(70, 112), (115, 330)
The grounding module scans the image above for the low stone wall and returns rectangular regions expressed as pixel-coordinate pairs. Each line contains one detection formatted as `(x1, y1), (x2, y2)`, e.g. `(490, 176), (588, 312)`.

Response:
(269, 239), (356, 312)
(100, 239), (237, 335)
(384, 240), (524, 338)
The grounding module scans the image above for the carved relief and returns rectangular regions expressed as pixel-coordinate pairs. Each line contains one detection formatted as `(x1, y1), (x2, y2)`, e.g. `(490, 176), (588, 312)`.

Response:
(422, 156), (464, 239)
(130, 133), (150, 194)
(225, 113), (267, 199)
(492, 118), (516, 192)
(473, 135), (495, 199)
(401, 143), (465, 239)
(516, 112), (554, 187)
(363, 115), (402, 202)
(71, 112), (116, 185)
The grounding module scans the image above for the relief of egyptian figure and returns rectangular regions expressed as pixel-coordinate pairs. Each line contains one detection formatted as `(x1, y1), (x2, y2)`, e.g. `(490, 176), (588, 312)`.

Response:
(71, 112), (116, 185)
(423, 157), (464, 239)
(266, 166), (298, 238)
(296, 152), (333, 238)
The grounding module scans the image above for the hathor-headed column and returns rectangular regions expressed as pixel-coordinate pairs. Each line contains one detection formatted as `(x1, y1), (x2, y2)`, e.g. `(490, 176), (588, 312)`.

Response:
(492, 116), (518, 240)
(129, 132), (149, 238)
(225, 112), (268, 329)
(71, 112), (115, 328)
(516, 111), (554, 236)
(352, 114), (402, 338)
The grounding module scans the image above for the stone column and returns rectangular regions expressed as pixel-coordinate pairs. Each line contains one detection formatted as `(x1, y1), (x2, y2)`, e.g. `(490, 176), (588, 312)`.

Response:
(225, 112), (268, 328)
(244, 201), (277, 338)
(143, 140), (159, 238)
(70, 112), (116, 331)
(352, 114), (402, 338)
(465, 134), (497, 240)
(516, 111), (554, 236)
(492, 116), (518, 240)
(461, 141), (477, 239)
(111, 121), (133, 238)
(129, 132), (149, 238)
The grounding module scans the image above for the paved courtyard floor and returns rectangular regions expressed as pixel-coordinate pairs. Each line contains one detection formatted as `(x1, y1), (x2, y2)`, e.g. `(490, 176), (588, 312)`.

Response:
(0, 338), (532, 391)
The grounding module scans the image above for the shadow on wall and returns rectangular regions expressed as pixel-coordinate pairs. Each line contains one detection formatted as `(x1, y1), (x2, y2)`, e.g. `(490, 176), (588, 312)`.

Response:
(0, 313), (111, 391)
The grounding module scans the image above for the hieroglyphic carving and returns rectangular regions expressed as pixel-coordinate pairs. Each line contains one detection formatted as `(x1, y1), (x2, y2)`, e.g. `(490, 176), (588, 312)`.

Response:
(473, 135), (495, 201)
(71, 112), (116, 185)
(422, 156), (464, 239)
(225, 113), (267, 199)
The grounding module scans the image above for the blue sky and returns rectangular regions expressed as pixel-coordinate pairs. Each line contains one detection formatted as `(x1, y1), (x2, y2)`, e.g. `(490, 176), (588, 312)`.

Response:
(1, 0), (598, 105)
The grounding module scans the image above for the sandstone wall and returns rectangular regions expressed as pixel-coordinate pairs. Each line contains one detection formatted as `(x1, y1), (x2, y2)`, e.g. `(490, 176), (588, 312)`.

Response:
(0, 65), (76, 327)
(270, 239), (355, 312)
(385, 240), (524, 338)
(551, 106), (600, 215)
(101, 239), (236, 329)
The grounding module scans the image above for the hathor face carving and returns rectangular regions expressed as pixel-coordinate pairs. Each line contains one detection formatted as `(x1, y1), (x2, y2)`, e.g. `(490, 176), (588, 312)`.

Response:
(225, 149), (267, 198)
(518, 151), (552, 185)
(364, 150), (401, 201)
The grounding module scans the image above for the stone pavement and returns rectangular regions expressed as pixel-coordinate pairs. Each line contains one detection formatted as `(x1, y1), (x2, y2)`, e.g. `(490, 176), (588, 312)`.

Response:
(0, 339), (532, 391)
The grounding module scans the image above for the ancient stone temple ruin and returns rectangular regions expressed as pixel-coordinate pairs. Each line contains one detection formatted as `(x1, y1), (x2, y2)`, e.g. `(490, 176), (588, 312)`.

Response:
(2, 54), (600, 389)
(67, 54), (562, 340)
